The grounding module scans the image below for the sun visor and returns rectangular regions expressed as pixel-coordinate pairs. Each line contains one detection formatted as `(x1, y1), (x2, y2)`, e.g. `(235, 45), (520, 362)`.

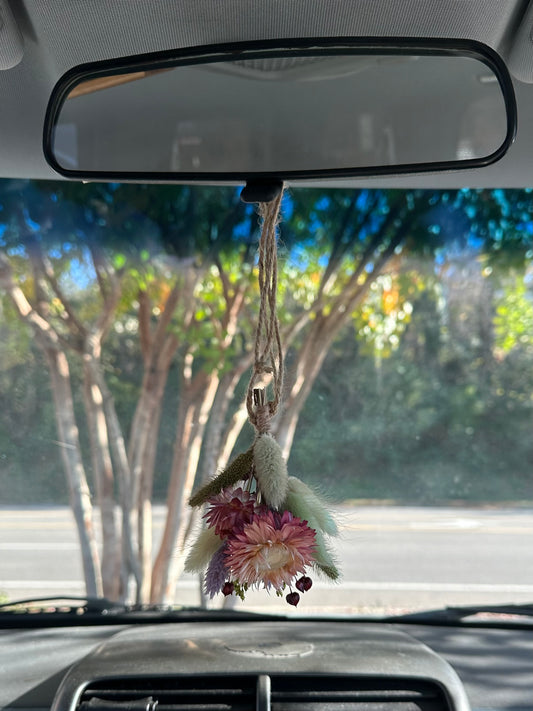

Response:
(0, 1), (23, 70)
(508, 2), (533, 83)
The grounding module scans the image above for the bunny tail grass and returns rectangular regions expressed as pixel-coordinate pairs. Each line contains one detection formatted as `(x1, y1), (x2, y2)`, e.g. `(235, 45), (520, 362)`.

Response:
(312, 530), (340, 581)
(283, 476), (338, 536)
(253, 433), (289, 509)
(314, 562), (341, 581)
(189, 447), (254, 507)
(184, 527), (222, 573)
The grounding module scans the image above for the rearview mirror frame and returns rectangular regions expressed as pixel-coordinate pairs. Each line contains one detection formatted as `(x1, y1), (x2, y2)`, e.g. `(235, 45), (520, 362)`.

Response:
(43, 37), (517, 184)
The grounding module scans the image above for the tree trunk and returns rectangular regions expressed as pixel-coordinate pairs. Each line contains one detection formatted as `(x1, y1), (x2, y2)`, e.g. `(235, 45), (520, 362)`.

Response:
(82, 355), (120, 599)
(274, 315), (339, 458)
(128, 338), (177, 602)
(94, 366), (141, 601)
(150, 367), (220, 603)
(0, 254), (103, 599)
(45, 348), (103, 598)
(274, 235), (403, 458)
(217, 405), (250, 471)
(137, 399), (163, 603)
(197, 357), (253, 484)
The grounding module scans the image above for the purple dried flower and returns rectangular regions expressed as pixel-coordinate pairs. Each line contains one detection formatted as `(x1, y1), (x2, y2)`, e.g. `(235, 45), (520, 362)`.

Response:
(204, 545), (229, 598)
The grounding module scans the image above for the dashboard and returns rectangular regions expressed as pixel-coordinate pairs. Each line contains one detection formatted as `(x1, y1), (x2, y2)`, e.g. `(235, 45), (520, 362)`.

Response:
(0, 620), (531, 711)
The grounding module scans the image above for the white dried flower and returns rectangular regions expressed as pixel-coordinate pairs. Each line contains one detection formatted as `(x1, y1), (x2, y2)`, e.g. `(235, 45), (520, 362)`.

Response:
(184, 527), (222, 573)
(284, 476), (338, 536)
(253, 433), (288, 509)
(313, 529), (340, 581)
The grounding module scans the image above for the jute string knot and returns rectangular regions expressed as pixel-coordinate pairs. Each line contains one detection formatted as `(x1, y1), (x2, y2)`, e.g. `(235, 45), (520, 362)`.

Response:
(254, 404), (271, 435)
(246, 187), (285, 433)
(254, 360), (273, 374)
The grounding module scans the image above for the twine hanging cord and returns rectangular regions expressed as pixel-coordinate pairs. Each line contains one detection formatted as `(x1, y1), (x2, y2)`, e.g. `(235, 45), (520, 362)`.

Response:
(246, 189), (285, 434)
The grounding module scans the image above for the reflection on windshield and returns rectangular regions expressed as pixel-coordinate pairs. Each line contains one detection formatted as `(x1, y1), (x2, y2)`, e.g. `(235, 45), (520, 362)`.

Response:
(0, 182), (532, 613)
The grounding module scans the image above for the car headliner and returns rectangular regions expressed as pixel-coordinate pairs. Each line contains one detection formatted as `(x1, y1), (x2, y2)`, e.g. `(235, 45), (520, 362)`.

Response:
(0, 0), (532, 187)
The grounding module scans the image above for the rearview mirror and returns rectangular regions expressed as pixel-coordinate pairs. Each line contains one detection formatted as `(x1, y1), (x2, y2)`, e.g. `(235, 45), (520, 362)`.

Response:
(43, 38), (516, 182)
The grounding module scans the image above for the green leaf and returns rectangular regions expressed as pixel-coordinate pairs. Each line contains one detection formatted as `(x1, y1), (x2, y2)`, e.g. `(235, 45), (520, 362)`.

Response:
(113, 253), (127, 269)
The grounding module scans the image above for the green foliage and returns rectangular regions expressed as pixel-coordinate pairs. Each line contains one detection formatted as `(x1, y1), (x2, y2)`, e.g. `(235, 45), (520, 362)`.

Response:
(289, 253), (533, 503)
(354, 271), (416, 357)
(494, 272), (533, 353)
(1, 181), (531, 507)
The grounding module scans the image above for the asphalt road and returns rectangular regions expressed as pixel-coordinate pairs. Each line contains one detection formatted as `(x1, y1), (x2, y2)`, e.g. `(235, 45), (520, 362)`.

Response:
(1, 505), (532, 614)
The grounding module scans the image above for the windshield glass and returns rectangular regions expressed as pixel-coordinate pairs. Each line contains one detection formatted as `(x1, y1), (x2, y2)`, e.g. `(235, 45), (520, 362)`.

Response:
(0, 180), (532, 615)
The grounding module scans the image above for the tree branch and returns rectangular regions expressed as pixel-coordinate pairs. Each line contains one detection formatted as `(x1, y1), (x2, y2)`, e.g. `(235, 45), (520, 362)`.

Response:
(214, 254), (231, 309)
(328, 215), (408, 334)
(330, 198), (405, 316)
(151, 264), (201, 358)
(93, 270), (123, 345)
(316, 192), (359, 300)
(89, 243), (111, 302)
(138, 289), (153, 364)
(0, 252), (62, 350)
(40, 251), (87, 337)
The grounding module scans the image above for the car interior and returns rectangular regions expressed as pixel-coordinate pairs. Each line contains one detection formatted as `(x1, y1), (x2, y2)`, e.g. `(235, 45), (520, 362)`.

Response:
(0, 2), (532, 711)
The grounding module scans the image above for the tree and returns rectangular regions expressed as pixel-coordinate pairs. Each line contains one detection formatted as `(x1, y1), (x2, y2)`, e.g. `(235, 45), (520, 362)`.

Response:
(1, 181), (531, 602)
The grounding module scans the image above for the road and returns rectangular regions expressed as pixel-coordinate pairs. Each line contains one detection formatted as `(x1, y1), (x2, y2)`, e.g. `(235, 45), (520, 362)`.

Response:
(1, 505), (532, 614)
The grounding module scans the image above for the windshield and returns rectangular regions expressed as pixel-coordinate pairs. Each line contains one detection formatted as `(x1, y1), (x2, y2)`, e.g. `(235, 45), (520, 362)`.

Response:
(0, 181), (532, 615)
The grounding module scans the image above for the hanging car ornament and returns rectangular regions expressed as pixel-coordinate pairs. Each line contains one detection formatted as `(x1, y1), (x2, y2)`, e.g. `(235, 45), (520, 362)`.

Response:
(186, 187), (339, 606)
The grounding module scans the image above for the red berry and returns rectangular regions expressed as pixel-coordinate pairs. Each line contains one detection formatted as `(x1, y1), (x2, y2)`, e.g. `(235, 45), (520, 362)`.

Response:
(286, 592), (300, 607)
(222, 582), (234, 596)
(296, 576), (313, 592)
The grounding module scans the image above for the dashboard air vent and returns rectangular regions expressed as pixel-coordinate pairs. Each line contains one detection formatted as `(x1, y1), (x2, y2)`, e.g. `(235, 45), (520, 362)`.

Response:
(270, 676), (449, 711)
(78, 676), (257, 711)
(77, 675), (449, 711)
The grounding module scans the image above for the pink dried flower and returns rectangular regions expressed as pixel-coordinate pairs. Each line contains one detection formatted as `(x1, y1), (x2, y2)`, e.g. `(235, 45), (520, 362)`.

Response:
(225, 509), (316, 592)
(204, 487), (257, 538)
